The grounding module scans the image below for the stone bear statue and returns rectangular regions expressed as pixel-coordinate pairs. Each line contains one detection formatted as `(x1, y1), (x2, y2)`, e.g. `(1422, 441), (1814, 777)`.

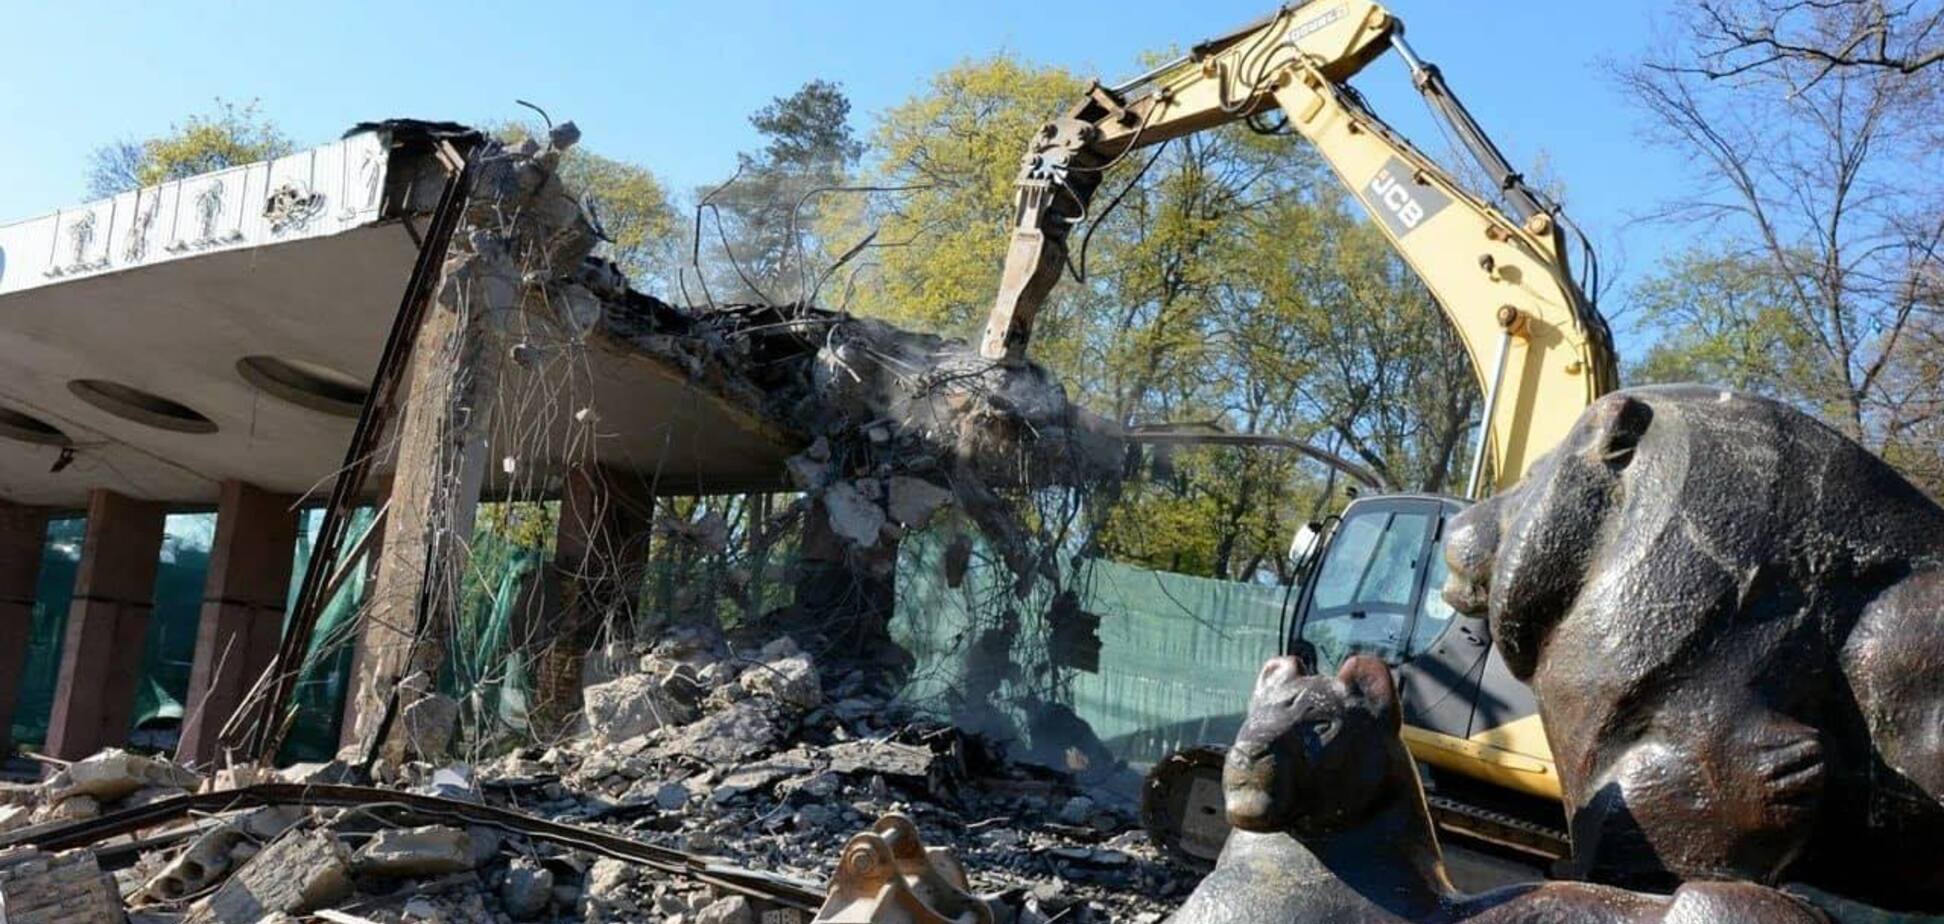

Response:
(1166, 654), (1825, 923)
(1441, 384), (1944, 911)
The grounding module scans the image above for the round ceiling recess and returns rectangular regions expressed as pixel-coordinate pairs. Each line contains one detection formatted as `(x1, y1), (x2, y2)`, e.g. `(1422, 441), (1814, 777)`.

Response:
(235, 356), (369, 418)
(68, 379), (218, 434)
(0, 406), (70, 447)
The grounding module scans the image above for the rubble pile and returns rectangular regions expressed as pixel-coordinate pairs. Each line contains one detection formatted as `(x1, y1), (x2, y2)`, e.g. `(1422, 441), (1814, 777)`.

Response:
(0, 626), (1188, 923)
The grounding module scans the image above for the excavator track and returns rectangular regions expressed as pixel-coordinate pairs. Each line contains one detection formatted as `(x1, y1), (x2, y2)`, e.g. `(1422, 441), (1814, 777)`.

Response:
(1425, 793), (1570, 862)
(1141, 747), (1572, 871)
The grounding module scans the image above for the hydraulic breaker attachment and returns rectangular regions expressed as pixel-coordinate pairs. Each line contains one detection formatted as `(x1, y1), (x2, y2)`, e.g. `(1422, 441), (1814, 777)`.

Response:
(814, 815), (993, 924)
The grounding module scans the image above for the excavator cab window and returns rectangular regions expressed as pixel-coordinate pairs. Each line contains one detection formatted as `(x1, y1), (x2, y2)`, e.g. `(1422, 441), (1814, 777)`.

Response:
(1293, 497), (1449, 669)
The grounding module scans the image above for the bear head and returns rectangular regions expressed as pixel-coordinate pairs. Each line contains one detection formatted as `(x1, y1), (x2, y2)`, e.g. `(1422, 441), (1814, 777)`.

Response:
(1223, 655), (1404, 837)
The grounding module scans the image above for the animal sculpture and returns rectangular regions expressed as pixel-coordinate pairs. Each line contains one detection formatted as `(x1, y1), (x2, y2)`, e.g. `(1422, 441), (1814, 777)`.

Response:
(1166, 654), (1827, 923)
(1442, 385), (1944, 910)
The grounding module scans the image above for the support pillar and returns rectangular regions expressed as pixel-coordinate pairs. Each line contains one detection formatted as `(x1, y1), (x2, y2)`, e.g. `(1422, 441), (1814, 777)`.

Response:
(0, 503), (49, 756)
(45, 490), (165, 761)
(529, 464), (649, 740)
(340, 299), (500, 756)
(337, 139), (595, 758)
(177, 481), (298, 767)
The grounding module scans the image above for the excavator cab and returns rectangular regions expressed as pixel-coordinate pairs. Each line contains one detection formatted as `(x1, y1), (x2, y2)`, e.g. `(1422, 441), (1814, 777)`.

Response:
(1287, 493), (1529, 762)
(1145, 493), (1562, 870)
(1288, 494), (1459, 672)
(1285, 494), (1563, 853)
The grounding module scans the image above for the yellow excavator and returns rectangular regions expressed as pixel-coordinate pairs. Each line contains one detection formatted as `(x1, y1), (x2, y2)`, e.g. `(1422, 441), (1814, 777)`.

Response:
(980, 1), (1620, 861)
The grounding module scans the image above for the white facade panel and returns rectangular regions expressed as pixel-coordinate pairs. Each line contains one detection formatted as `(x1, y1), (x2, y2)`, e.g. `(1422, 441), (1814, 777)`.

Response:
(0, 131), (390, 297)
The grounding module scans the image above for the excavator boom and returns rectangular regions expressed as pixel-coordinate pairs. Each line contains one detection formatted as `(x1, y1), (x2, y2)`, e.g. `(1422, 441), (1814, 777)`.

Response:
(981, 0), (1619, 492)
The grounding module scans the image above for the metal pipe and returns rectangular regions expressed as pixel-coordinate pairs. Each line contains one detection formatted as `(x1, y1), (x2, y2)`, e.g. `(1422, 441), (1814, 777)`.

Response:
(1388, 30), (1428, 76)
(1466, 327), (1515, 500)
(1124, 428), (1389, 491)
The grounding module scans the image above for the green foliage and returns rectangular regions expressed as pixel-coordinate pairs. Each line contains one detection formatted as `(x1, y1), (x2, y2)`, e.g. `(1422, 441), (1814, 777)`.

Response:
(1627, 248), (1817, 396)
(87, 100), (293, 198)
(750, 79), (864, 167)
(495, 123), (681, 289)
(835, 56), (1088, 333)
(841, 55), (1478, 581)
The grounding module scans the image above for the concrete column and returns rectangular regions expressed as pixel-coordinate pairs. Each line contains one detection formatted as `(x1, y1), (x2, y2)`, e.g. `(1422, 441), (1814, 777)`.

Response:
(0, 503), (50, 755)
(529, 465), (649, 739)
(45, 490), (165, 761)
(177, 481), (298, 767)
(340, 298), (501, 756)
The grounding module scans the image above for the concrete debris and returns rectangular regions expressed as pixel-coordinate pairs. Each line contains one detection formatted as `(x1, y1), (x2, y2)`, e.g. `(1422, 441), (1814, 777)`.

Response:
(886, 475), (955, 528)
(0, 846), (122, 924)
(354, 825), (477, 877)
(697, 894), (754, 924)
(739, 654), (823, 711)
(33, 792), (99, 823)
(822, 480), (888, 546)
(140, 807), (302, 901)
(393, 672), (461, 763)
(11, 617), (1178, 924)
(49, 747), (202, 803)
(0, 804), (30, 834)
(826, 740), (936, 783)
(651, 698), (790, 765)
(584, 672), (699, 742)
(186, 828), (353, 923)
(501, 857), (555, 919)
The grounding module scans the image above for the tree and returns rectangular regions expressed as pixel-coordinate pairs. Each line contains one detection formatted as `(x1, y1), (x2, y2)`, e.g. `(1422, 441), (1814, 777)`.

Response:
(819, 57), (1087, 333)
(845, 55), (1485, 581)
(87, 100), (293, 198)
(696, 80), (865, 305)
(496, 123), (681, 290)
(1627, 248), (1816, 394)
(1618, 13), (1944, 467)
(1675, 0), (1943, 82)
(1225, 187), (1479, 496)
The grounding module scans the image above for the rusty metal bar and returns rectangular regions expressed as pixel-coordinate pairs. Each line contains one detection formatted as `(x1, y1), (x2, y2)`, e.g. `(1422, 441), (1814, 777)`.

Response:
(0, 782), (826, 910)
(1124, 425), (1389, 491)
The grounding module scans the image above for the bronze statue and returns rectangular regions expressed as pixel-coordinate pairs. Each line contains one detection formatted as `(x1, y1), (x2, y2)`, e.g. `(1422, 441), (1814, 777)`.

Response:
(1166, 654), (1826, 923)
(1442, 384), (1944, 911)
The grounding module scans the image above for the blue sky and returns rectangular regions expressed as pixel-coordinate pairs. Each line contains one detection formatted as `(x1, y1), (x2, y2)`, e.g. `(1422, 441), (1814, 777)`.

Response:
(0, 0), (1692, 323)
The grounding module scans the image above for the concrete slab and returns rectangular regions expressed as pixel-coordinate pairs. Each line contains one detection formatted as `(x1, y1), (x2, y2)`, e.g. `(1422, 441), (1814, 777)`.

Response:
(0, 123), (801, 511)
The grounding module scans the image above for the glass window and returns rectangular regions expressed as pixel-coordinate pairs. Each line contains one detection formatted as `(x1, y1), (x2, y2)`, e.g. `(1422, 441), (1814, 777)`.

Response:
(1310, 510), (1431, 612)
(1301, 508), (1434, 667)
(1409, 531), (1458, 656)
(1311, 514), (1384, 610)
(1364, 514), (1429, 607)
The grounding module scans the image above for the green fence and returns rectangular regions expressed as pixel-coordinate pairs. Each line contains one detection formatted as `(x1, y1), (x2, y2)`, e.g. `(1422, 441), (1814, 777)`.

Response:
(893, 534), (1290, 768)
(18, 509), (1278, 768)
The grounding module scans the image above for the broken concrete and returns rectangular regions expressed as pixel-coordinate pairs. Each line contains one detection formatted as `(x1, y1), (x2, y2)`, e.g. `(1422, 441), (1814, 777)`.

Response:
(739, 654), (822, 711)
(49, 747), (202, 803)
(0, 846), (121, 924)
(1, 612), (1185, 923)
(501, 857), (555, 919)
(140, 806), (303, 902)
(354, 825), (476, 877)
(584, 671), (699, 742)
(186, 828), (354, 923)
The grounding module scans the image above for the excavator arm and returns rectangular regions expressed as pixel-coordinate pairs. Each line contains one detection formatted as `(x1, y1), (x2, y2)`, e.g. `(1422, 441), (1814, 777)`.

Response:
(980, 1), (1620, 493)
